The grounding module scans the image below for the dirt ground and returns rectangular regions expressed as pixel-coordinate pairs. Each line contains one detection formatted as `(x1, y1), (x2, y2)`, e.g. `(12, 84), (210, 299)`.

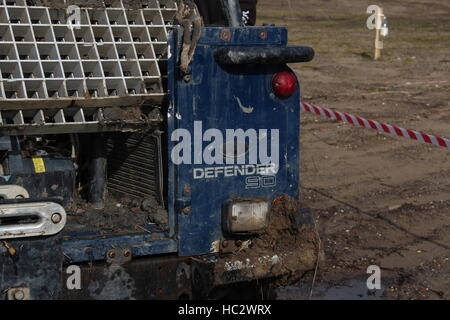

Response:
(257, 0), (450, 299)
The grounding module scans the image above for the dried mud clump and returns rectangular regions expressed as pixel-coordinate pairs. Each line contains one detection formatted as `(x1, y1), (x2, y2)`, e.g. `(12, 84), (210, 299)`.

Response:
(66, 195), (168, 233)
(232, 194), (324, 282)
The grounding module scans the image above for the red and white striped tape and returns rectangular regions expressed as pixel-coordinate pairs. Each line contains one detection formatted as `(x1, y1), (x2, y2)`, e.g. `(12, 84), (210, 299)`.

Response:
(300, 102), (450, 148)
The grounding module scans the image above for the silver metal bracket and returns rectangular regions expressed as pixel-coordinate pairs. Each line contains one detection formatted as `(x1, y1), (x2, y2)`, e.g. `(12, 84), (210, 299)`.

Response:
(0, 202), (67, 240)
(106, 247), (133, 265)
(7, 287), (30, 300)
(0, 185), (29, 199)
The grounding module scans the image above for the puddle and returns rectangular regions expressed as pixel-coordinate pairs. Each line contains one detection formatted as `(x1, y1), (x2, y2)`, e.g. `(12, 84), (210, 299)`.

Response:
(277, 277), (386, 300)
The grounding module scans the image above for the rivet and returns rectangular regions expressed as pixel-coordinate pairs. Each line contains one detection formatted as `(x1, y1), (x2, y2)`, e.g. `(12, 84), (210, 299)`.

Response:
(259, 30), (267, 40)
(220, 29), (232, 41)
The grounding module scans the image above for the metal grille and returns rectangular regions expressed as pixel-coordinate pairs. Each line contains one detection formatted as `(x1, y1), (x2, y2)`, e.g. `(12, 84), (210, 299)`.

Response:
(0, 0), (176, 134)
(106, 132), (164, 204)
(0, 0), (176, 103)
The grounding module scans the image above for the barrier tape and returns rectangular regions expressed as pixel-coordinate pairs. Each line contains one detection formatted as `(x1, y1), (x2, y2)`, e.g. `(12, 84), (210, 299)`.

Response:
(300, 102), (450, 148)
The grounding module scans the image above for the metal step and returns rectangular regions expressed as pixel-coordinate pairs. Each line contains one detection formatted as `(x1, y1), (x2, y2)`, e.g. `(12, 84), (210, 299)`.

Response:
(0, 105), (164, 135)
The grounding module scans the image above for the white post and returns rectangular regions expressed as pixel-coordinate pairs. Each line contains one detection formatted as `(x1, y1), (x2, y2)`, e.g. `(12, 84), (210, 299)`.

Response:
(374, 8), (384, 60)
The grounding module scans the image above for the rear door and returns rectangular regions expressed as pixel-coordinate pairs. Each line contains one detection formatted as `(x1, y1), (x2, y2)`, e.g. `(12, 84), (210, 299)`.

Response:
(168, 26), (312, 256)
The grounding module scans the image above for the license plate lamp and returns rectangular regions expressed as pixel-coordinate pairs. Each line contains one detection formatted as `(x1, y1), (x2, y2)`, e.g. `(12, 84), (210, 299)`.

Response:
(222, 199), (270, 234)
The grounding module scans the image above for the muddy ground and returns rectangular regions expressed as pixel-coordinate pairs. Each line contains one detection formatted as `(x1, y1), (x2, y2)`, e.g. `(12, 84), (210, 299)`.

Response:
(257, 0), (450, 299)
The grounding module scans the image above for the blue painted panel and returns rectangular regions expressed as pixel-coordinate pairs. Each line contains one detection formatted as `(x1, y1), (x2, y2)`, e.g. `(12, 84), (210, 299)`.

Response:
(62, 233), (177, 263)
(197, 27), (288, 46)
(62, 27), (302, 262)
(169, 27), (301, 257)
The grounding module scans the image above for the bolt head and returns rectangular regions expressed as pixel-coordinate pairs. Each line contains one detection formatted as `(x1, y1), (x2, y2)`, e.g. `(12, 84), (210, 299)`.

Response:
(182, 206), (191, 215)
(51, 213), (62, 224)
(183, 184), (192, 195)
(14, 290), (25, 300)
(183, 74), (191, 82)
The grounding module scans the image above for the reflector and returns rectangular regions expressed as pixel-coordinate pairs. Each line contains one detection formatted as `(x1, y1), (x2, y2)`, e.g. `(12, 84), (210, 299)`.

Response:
(272, 71), (297, 98)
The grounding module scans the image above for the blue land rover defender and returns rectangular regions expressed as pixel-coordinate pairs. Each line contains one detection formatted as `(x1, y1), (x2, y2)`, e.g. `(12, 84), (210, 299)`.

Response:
(0, 0), (316, 300)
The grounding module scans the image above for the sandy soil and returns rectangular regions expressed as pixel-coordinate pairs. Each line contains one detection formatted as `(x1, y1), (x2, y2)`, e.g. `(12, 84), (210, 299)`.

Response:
(257, 0), (450, 299)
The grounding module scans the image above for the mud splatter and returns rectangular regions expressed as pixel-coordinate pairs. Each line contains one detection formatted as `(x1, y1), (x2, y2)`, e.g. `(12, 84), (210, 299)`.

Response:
(220, 195), (324, 284)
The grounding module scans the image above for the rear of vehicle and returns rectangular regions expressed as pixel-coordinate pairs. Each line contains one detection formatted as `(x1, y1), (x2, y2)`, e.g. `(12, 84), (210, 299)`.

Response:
(0, 0), (315, 300)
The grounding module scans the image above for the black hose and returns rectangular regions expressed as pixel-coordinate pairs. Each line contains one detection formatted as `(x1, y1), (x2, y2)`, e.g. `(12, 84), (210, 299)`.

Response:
(220, 0), (243, 27)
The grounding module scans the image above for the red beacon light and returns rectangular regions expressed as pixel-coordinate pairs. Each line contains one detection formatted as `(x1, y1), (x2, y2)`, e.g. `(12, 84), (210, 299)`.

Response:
(272, 71), (298, 98)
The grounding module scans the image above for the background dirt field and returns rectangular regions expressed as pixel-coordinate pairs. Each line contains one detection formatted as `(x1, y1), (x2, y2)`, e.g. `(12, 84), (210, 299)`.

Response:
(257, 0), (450, 299)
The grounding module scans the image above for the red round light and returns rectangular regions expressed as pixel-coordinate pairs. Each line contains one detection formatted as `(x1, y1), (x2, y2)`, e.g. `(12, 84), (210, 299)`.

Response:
(272, 71), (298, 98)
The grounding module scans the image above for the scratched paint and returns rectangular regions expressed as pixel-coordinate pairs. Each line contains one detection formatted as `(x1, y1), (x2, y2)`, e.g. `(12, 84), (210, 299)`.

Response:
(88, 264), (136, 300)
(235, 96), (254, 114)
(224, 254), (282, 272)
